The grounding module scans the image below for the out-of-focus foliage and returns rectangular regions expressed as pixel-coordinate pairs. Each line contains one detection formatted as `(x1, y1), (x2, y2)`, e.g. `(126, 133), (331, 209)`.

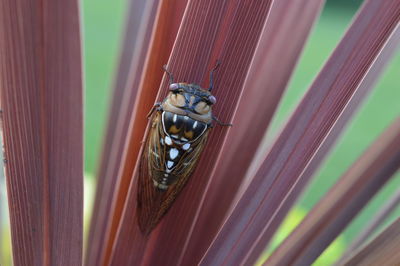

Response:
(1, 171), (12, 266)
(325, 0), (363, 9)
(267, 3), (400, 244)
(257, 207), (346, 266)
(83, 0), (127, 173)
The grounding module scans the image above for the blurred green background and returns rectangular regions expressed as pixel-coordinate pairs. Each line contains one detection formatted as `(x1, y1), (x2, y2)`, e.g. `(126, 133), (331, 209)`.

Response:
(1, 0), (399, 265)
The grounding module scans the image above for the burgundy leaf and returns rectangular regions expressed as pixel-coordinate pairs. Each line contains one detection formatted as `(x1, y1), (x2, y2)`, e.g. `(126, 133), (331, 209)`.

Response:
(266, 117), (400, 265)
(180, 0), (324, 264)
(339, 216), (400, 265)
(339, 186), (400, 263)
(0, 0), (83, 264)
(109, 1), (274, 265)
(93, 0), (188, 265)
(85, 1), (161, 264)
(201, 0), (400, 265)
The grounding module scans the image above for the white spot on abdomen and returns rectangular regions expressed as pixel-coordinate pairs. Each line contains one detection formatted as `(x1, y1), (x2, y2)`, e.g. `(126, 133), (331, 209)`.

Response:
(159, 184), (168, 190)
(167, 161), (174, 169)
(182, 143), (191, 150)
(173, 114), (177, 122)
(169, 148), (179, 160)
(165, 136), (172, 145)
(193, 121), (198, 129)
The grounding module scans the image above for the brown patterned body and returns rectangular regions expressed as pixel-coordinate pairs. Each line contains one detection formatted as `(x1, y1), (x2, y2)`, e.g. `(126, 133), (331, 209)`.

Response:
(138, 82), (216, 234)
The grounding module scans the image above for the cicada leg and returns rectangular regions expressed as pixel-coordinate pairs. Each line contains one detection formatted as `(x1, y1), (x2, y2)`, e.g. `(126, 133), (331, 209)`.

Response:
(147, 102), (162, 118)
(212, 115), (232, 127)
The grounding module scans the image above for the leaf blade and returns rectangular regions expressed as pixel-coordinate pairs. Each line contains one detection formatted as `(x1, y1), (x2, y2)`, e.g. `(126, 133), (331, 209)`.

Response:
(339, 216), (400, 266)
(85, 0), (161, 264)
(201, 0), (400, 264)
(110, 0), (274, 265)
(88, 0), (188, 265)
(266, 117), (400, 265)
(179, 1), (324, 264)
(0, 0), (83, 264)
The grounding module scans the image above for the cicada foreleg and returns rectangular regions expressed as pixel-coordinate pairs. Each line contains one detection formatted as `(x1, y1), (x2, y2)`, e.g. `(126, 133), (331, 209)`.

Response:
(212, 115), (232, 127)
(147, 102), (162, 118)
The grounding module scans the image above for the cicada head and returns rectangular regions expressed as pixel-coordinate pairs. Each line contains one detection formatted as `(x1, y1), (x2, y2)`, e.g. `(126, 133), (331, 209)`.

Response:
(162, 83), (217, 124)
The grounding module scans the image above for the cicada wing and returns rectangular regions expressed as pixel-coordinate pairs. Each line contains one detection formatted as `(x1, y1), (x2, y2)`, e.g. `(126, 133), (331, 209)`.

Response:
(137, 112), (210, 234)
(137, 112), (165, 233)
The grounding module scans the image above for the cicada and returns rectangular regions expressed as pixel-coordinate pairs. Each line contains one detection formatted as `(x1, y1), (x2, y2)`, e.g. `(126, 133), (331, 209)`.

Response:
(137, 62), (230, 234)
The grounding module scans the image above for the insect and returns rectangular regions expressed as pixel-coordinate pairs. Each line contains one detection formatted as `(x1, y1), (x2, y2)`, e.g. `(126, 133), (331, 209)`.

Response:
(137, 62), (231, 234)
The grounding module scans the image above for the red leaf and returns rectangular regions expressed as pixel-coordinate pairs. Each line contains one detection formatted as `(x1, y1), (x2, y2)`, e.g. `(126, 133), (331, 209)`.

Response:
(339, 186), (400, 262)
(85, 1), (162, 265)
(180, 1), (324, 264)
(201, 0), (400, 264)
(339, 216), (400, 265)
(86, 0), (188, 265)
(109, 1), (274, 265)
(0, 0), (83, 264)
(266, 117), (400, 265)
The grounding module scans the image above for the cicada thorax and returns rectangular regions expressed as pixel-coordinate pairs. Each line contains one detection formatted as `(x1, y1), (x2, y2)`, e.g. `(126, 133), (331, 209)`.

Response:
(137, 83), (215, 234)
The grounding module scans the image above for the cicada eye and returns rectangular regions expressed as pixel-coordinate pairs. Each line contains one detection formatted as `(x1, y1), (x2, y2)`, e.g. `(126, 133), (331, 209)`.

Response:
(169, 83), (179, 91)
(208, 95), (217, 104)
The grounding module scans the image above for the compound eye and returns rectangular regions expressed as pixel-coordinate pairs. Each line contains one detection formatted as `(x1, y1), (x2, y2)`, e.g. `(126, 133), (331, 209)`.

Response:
(208, 95), (217, 104)
(169, 83), (179, 91)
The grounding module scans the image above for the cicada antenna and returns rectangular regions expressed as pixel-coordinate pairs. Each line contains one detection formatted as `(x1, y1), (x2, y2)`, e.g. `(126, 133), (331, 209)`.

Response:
(208, 60), (221, 91)
(162, 64), (174, 84)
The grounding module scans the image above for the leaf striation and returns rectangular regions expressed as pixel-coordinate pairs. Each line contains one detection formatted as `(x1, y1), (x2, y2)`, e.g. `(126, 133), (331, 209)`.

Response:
(0, 0), (83, 265)
(201, 0), (400, 265)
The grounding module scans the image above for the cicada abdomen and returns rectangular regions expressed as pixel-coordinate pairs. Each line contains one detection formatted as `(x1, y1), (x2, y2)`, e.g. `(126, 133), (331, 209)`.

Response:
(137, 63), (230, 234)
